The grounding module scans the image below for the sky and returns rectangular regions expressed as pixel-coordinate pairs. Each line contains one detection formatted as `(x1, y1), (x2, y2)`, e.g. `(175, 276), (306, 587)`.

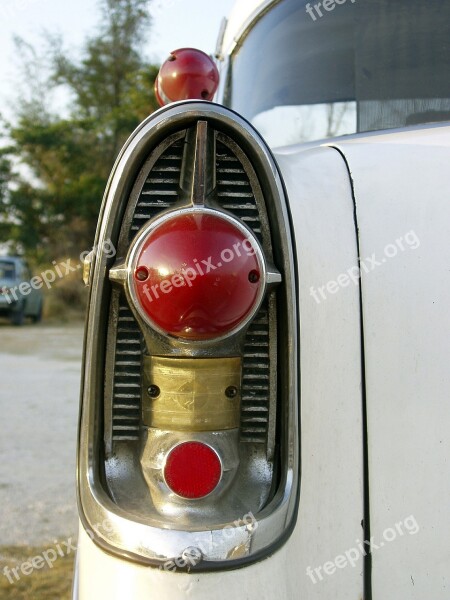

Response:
(0, 0), (236, 119)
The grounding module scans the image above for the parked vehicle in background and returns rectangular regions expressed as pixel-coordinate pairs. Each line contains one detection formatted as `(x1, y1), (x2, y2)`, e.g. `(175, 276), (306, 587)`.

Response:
(74, 1), (450, 599)
(0, 257), (43, 325)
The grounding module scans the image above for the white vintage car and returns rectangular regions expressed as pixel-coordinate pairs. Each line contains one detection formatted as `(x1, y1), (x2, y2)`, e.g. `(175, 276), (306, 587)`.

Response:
(74, 0), (450, 598)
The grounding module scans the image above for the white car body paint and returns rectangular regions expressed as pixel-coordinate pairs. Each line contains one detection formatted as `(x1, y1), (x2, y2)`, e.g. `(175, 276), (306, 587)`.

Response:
(332, 123), (450, 598)
(74, 112), (450, 600)
(75, 146), (364, 599)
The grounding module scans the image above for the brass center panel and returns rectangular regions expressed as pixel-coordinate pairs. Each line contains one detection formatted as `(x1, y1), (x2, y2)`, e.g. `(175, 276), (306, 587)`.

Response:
(142, 356), (242, 431)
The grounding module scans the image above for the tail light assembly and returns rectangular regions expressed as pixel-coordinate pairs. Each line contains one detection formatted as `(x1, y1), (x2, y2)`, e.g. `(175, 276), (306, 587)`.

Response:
(78, 101), (299, 569)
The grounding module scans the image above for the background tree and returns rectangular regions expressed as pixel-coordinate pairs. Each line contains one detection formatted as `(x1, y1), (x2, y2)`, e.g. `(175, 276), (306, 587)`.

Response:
(1, 0), (159, 261)
(0, 144), (14, 249)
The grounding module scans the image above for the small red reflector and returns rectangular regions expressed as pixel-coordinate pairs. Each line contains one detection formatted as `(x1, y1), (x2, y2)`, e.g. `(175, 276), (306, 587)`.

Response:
(164, 442), (222, 499)
(131, 211), (263, 340)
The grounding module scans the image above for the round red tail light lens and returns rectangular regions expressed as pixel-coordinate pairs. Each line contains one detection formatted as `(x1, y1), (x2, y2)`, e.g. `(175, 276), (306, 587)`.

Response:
(129, 209), (265, 340)
(164, 441), (222, 499)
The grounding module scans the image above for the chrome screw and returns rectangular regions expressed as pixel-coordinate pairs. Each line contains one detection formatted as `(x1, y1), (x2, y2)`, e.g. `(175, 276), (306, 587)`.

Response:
(147, 385), (160, 398)
(181, 546), (203, 567)
(225, 386), (238, 399)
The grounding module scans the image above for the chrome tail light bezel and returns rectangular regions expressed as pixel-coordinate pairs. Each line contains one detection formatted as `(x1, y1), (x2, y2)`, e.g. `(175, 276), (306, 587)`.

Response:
(77, 101), (300, 570)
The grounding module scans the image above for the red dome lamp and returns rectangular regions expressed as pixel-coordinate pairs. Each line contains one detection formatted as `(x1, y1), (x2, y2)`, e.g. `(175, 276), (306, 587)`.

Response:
(155, 48), (220, 106)
(128, 209), (266, 341)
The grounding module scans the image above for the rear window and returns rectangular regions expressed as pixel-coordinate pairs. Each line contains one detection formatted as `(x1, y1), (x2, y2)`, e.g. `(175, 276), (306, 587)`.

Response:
(0, 261), (15, 280)
(226, 0), (450, 146)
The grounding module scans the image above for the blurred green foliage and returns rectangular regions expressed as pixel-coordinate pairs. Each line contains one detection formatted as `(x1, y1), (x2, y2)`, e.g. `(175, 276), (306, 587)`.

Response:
(0, 0), (160, 262)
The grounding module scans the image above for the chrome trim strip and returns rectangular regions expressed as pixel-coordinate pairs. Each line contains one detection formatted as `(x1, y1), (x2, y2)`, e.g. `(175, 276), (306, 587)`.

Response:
(221, 0), (282, 56)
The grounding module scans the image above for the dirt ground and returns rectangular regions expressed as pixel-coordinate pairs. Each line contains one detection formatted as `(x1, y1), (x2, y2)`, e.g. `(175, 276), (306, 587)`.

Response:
(0, 323), (83, 546)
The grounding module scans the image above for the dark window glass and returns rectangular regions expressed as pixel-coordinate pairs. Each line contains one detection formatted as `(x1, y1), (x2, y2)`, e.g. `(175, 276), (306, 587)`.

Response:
(0, 261), (15, 280)
(227, 0), (450, 146)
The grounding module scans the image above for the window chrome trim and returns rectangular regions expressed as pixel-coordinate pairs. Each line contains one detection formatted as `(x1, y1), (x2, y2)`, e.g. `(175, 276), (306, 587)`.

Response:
(77, 101), (300, 569)
(220, 0), (282, 57)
